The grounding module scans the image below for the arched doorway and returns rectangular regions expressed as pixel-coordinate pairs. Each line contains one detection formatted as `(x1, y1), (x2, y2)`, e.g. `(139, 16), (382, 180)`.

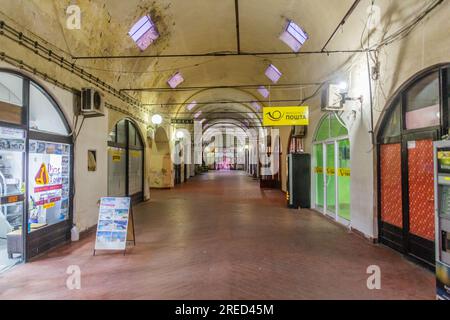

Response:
(0, 69), (73, 267)
(312, 113), (351, 225)
(377, 64), (450, 266)
(107, 119), (144, 203)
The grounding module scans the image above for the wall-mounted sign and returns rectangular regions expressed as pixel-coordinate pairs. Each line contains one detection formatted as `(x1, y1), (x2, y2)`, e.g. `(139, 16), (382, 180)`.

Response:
(171, 118), (194, 125)
(263, 106), (309, 126)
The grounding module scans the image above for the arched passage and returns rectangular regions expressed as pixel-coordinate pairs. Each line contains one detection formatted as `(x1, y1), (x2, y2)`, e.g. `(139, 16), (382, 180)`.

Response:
(107, 118), (144, 203)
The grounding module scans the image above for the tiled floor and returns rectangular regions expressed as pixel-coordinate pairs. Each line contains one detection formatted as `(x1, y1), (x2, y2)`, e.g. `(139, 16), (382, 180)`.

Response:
(0, 171), (435, 299)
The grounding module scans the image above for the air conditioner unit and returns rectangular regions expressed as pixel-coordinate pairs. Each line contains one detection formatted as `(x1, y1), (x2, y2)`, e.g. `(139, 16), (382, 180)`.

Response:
(321, 84), (345, 111)
(80, 88), (104, 116)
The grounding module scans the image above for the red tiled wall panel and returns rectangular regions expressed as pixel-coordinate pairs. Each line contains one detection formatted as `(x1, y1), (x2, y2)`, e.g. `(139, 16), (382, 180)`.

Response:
(380, 144), (403, 228)
(407, 139), (435, 241)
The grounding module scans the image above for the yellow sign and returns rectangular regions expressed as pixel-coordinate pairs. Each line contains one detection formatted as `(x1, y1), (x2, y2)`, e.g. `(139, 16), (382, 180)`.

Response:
(43, 202), (55, 209)
(35, 163), (49, 185)
(315, 167), (350, 177)
(263, 106), (309, 126)
(438, 151), (450, 159)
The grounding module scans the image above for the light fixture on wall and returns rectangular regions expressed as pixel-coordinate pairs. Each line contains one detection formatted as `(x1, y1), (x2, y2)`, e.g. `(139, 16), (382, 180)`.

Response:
(151, 114), (163, 125)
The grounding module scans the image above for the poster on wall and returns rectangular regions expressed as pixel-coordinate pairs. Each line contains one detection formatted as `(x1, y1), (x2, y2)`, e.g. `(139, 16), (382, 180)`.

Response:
(28, 140), (71, 228)
(94, 197), (131, 251)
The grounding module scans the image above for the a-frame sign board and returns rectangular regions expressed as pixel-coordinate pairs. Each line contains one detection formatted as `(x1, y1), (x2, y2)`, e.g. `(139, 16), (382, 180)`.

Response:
(93, 197), (136, 256)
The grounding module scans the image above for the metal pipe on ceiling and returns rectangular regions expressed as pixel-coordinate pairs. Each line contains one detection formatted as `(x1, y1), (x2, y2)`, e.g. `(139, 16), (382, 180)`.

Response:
(72, 49), (372, 60)
(120, 82), (322, 92)
(235, 0), (241, 54)
(142, 98), (311, 107)
(321, 0), (362, 52)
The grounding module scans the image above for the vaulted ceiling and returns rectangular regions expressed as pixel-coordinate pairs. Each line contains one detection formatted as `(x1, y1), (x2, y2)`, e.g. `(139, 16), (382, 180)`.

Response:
(0, 0), (436, 130)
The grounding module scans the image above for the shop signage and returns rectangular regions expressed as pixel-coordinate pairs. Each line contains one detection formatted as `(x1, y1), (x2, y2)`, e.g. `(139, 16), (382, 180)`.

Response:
(263, 106), (309, 126)
(171, 118), (194, 125)
(94, 197), (132, 252)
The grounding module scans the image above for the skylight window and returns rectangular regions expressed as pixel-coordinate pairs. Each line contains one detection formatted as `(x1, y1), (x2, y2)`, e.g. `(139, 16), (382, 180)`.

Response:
(128, 15), (159, 51)
(167, 72), (184, 88)
(265, 64), (282, 83)
(194, 111), (202, 119)
(186, 101), (197, 111)
(257, 86), (270, 99)
(279, 20), (309, 52)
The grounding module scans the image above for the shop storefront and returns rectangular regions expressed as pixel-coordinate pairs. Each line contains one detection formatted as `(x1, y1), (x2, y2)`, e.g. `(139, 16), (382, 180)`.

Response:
(108, 119), (144, 203)
(312, 113), (351, 225)
(0, 70), (73, 270)
(377, 64), (450, 267)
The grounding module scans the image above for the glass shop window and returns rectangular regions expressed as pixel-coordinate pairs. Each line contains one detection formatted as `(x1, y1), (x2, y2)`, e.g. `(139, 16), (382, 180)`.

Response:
(405, 72), (440, 130)
(116, 120), (127, 145)
(0, 72), (24, 125)
(28, 140), (71, 231)
(314, 113), (347, 142)
(129, 122), (137, 147)
(0, 72), (23, 107)
(29, 83), (70, 136)
(380, 99), (401, 138)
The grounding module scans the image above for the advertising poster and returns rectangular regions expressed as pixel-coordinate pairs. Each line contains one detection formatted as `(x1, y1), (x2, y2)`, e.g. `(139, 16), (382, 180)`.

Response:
(95, 197), (131, 251)
(28, 140), (71, 227)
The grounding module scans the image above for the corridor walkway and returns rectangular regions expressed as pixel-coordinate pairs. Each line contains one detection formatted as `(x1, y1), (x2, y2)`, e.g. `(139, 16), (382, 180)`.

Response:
(0, 171), (434, 299)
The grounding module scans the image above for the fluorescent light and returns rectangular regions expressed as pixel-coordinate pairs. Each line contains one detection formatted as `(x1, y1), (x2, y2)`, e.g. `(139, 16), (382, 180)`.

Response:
(194, 111), (202, 118)
(186, 101), (197, 110)
(257, 86), (270, 98)
(279, 20), (309, 52)
(167, 72), (184, 88)
(128, 15), (159, 51)
(151, 114), (162, 125)
(251, 102), (261, 111)
(265, 64), (282, 83)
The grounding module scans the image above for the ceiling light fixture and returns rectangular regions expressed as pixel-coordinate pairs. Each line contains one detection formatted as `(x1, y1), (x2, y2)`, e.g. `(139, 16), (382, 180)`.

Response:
(257, 86), (270, 98)
(279, 20), (309, 52)
(128, 15), (160, 51)
(151, 114), (163, 125)
(167, 72), (185, 88)
(186, 101), (197, 110)
(265, 64), (282, 83)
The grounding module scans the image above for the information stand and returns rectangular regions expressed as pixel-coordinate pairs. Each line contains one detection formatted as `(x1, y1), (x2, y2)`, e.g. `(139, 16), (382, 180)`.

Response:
(93, 197), (135, 256)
